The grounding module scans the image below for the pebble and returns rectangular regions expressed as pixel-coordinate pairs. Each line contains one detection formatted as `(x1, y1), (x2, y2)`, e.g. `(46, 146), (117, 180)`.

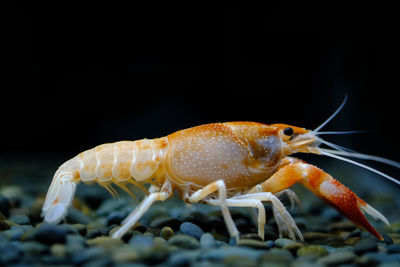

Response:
(66, 207), (91, 224)
(297, 245), (329, 257)
(168, 234), (200, 249)
(275, 238), (295, 248)
(317, 251), (357, 265)
(388, 244), (400, 254)
(260, 248), (294, 264)
(34, 224), (68, 245)
(303, 232), (342, 243)
(86, 236), (123, 251)
(9, 214), (30, 225)
(200, 233), (217, 249)
(112, 245), (140, 263)
(354, 238), (378, 255)
(237, 238), (268, 249)
(50, 243), (66, 258)
(106, 211), (125, 226)
(179, 221), (204, 240)
(200, 246), (263, 262)
(150, 217), (181, 230)
(160, 226), (175, 240)
(383, 233), (394, 245)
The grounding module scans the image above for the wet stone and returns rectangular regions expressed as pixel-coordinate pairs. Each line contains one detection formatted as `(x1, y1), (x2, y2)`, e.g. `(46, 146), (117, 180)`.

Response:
(160, 226), (174, 241)
(50, 243), (66, 258)
(0, 243), (20, 263)
(297, 245), (329, 257)
(180, 222), (204, 240)
(107, 211), (125, 226)
(86, 236), (123, 251)
(150, 217), (181, 230)
(388, 244), (400, 254)
(9, 214), (30, 225)
(201, 246), (263, 262)
(112, 244), (140, 263)
(354, 238), (378, 255)
(200, 233), (217, 249)
(66, 207), (91, 224)
(260, 248), (294, 264)
(283, 242), (304, 254)
(237, 239), (268, 249)
(275, 238), (296, 248)
(34, 224), (68, 245)
(86, 228), (102, 239)
(168, 234), (200, 249)
(317, 251), (357, 265)
(383, 233), (394, 245)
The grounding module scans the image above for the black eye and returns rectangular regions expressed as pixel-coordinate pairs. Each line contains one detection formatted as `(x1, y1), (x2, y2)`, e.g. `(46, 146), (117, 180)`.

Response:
(283, 127), (294, 136)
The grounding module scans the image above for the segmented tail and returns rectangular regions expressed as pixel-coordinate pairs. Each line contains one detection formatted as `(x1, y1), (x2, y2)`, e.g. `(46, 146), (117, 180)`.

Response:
(41, 169), (77, 224)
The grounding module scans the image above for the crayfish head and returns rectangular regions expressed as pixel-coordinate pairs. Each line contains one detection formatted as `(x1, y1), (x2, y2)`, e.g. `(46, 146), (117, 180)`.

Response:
(271, 123), (321, 156)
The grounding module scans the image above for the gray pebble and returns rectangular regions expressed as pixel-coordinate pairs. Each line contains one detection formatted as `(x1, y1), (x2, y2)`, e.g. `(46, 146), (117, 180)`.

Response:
(9, 214), (30, 225)
(180, 221), (204, 240)
(354, 238), (378, 255)
(237, 239), (268, 249)
(200, 233), (217, 248)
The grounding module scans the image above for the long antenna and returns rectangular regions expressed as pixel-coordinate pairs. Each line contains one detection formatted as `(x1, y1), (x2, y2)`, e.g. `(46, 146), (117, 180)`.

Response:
(320, 150), (400, 186)
(313, 95), (348, 133)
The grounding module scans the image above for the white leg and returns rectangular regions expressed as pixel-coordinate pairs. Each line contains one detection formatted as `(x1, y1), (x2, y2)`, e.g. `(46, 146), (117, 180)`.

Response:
(232, 192), (303, 241)
(275, 189), (302, 210)
(188, 180), (239, 241)
(112, 191), (169, 239)
(208, 198), (266, 240)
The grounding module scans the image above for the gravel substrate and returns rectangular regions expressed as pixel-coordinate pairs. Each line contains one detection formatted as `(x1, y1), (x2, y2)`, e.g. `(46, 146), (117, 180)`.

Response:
(1, 159), (400, 266)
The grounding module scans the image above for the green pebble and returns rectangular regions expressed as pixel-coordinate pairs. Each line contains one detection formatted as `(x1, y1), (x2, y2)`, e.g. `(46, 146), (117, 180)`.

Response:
(86, 236), (123, 251)
(160, 226), (174, 240)
(112, 244), (140, 263)
(237, 239), (268, 249)
(297, 245), (329, 257)
(168, 234), (200, 249)
(50, 244), (66, 258)
(283, 242), (304, 254)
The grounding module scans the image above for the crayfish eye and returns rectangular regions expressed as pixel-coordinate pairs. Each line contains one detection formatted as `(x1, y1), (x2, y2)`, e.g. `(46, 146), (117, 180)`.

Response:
(283, 127), (294, 136)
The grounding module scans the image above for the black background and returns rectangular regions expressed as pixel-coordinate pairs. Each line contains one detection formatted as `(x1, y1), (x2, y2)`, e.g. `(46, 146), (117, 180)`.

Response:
(2, 1), (399, 178)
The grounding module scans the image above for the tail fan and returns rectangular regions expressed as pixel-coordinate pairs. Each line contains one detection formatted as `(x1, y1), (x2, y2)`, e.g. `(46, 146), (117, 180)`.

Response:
(41, 170), (77, 224)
